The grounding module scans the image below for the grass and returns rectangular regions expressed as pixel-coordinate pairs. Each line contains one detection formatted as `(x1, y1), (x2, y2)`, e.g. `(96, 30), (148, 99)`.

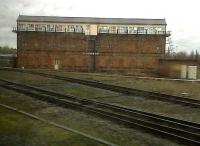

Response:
(0, 107), (105, 146)
(0, 88), (182, 146)
(42, 69), (200, 100)
(0, 70), (119, 98)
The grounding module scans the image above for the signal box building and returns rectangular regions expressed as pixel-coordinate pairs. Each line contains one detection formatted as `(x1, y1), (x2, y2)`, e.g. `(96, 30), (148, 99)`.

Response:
(14, 15), (170, 73)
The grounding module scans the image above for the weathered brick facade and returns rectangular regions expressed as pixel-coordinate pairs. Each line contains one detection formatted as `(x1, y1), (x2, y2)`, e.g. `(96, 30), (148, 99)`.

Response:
(17, 31), (166, 73)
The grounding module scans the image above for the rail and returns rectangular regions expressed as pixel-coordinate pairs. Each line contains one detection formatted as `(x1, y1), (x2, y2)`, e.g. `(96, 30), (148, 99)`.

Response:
(0, 79), (199, 146)
(1, 68), (199, 108)
(0, 103), (117, 146)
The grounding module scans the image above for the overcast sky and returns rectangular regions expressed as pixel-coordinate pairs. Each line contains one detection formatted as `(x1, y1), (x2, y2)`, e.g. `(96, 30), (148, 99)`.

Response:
(0, 0), (199, 53)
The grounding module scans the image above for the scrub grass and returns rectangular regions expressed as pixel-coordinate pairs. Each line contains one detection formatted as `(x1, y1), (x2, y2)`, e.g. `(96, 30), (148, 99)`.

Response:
(42, 69), (200, 100)
(0, 107), (105, 146)
(0, 88), (181, 146)
(0, 71), (120, 98)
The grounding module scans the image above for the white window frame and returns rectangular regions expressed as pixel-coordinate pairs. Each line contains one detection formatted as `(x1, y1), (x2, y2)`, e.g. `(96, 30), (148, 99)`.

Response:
(46, 24), (55, 32)
(55, 25), (63, 32)
(35, 24), (46, 31)
(18, 24), (26, 31)
(75, 25), (83, 33)
(128, 26), (137, 34)
(118, 26), (128, 34)
(109, 26), (117, 34)
(137, 27), (145, 34)
(26, 24), (34, 31)
(99, 26), (109, 33)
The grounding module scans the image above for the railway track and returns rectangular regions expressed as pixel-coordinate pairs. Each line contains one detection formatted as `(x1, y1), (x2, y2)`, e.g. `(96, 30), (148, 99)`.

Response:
(0, 103), (118, 146)
(0, 78), (200, 146)
(1, 67), (200, 108)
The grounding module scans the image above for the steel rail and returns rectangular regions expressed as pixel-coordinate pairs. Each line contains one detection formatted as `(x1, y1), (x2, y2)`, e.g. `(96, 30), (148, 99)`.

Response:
(0, 103), (118, 146)
(1, 78), (200, 129)
(1, 68), (200, 108)
(0, 79), (200, 146)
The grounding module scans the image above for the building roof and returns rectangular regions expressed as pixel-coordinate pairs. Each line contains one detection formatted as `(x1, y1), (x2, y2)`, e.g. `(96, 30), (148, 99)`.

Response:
(17, 15), (166, 25)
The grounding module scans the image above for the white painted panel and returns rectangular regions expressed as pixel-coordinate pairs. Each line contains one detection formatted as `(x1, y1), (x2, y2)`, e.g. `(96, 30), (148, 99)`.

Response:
(180, 65), (187, 79)
(90, 25), (98, 35)
(54, 64), (59, 70)
(188, 66), (197, 80)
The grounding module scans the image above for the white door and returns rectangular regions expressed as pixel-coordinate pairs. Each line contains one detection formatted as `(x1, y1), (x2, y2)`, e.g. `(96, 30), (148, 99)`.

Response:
(188, 66), (197, 80)
(180, 65), (187, 79)
(54, 59), (60, 70)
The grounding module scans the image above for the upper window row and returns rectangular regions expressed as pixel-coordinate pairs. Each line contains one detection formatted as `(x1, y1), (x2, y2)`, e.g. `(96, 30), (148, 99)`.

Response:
(18, 24), (83, 33)
(17, 23), (165, 34)
(99, 26), (165, 34)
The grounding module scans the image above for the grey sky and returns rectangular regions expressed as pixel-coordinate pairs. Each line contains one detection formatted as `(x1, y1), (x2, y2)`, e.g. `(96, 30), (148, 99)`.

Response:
(0, 0), (199, 52)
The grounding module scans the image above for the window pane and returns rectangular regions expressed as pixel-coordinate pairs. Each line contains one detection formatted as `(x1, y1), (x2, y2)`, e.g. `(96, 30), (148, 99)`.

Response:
(99, 26), (109, 33)
(75, 25), (83, 33)
(137, 27), (145, 34)
(68, 25), (74, 32)
(118, 26), (128, 34)
(109, 26), (116, 34)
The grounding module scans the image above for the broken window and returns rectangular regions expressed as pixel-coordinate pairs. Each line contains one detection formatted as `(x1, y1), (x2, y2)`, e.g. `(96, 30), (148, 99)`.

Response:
(99, 26), (109, 33)
(137, 27), (145, 34)
(18, 24), (26, 31)
(68, 25), (75, 32)
(109, 26), (117, 34)
(75, 25), (83, 33)
(46, 24), (55, 32)
(118, 26), (128, 34)
(55, 25), (62, 32)
(27, 24), (34, 31)
(128, 26), (137, 34)
(35, 24), (46, 31)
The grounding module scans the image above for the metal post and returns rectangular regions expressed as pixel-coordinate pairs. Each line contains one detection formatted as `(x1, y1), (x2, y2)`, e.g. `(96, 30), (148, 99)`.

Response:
(17, 22), (19, 67)
(93, 39), (96, 72)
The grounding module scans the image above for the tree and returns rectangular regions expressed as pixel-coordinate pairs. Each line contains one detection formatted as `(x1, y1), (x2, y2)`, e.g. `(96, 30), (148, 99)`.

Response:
(189, 50), (195, 59)
(0, 46), (17, 54)
(195, 50), (199, 60)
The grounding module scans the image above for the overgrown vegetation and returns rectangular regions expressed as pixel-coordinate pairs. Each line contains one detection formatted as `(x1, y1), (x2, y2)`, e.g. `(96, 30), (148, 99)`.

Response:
(166, 49), (200, 61)
(0, 107), (104, 146)
(0, 88), (179, 146)
(0, 46), (16, 54)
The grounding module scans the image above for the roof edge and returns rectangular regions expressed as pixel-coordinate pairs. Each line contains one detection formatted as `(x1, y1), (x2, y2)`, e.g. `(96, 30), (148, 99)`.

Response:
(17, 15), (167, 25)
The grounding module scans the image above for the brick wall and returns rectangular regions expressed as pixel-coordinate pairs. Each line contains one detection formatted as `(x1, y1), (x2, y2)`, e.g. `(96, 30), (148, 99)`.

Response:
(17, 32), (166, 73)
(95, 34), (165, 73)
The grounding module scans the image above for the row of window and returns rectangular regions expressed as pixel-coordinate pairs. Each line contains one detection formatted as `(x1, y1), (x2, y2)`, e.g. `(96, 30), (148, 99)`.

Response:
(18, 24), (84, 32)
(18, 23), (165, 34)
(98, 26), (164, 34)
